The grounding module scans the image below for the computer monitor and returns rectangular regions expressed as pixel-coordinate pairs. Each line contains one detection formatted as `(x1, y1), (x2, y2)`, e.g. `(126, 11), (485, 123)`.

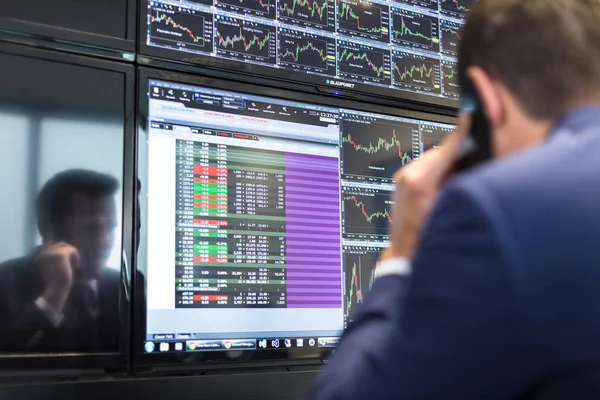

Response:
(0, 43), (134, 373)
(0, 0), (135, 51)
(136, 72), (454, 362)
(140, 0), (476, 108)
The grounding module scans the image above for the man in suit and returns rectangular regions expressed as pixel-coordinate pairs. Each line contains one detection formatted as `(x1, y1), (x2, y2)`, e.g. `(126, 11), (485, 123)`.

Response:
(0, 169), (122, 352)
(314, 0), (600, 399)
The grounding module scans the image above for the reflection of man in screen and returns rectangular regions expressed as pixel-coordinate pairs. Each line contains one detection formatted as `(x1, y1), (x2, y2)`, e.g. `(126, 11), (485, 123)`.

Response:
(0, 169), (121, 352)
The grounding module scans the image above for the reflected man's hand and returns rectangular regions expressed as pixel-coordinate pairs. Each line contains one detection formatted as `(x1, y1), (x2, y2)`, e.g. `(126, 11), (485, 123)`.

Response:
(36, 236), (80, 313)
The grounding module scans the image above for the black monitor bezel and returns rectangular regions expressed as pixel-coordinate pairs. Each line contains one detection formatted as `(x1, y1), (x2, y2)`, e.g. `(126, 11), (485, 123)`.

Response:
(0, 42), (136, 377)
(134, 66), (456, 372)
(0, 0), (136, 53)
(137, 0), (461, 113)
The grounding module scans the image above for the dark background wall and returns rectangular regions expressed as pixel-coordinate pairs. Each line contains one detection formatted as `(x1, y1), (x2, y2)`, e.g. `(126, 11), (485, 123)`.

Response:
(0, 370), (321, 400)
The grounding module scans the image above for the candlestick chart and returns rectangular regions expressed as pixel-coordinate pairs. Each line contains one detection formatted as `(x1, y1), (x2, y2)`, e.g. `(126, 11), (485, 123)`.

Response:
(217, 0), (276, 18)
(343, 187), (395, 237)
(278, 0), (333, 30)
(148, 6), (213, 52)
(278, 29), (336, 74)
(337, 42), (391, 85)
(344, 251), (381, 321)
(392, 52), (441, 94)
(341, 117), (418, 180)
(391, 8), (439, 52)
(145, 0), (467, 105)
(393, 57), (437, 88)
(215, 18), (276, 64)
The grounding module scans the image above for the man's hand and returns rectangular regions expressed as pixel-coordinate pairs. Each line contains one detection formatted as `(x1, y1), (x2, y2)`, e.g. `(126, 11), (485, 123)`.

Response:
(383, 115), (470, 261)
(36, 238), (81, 313)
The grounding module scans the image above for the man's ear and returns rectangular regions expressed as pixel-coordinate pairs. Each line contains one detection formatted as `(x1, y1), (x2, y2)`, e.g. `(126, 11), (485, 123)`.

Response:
(466, 66), (504, 128)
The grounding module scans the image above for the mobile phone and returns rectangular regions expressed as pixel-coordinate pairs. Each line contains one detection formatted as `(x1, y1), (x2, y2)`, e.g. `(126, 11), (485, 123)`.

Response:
(454, 81), (492, 172)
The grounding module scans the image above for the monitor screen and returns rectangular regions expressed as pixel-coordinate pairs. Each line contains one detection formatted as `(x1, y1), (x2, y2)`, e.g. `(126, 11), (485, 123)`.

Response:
(0, 48), (130, 356)
(2, 0), (132, 41)
(143, 0), (475, 106)
(138, 77), (453, 355)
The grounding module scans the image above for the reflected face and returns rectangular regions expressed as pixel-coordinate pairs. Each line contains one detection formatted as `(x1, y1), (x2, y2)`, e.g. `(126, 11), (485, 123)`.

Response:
(63, 193), (117, 278)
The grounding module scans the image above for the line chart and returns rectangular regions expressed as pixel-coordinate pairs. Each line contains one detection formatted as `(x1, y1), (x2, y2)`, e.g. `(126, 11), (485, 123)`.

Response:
(442, 60), (460, 95)
(341, 117), (418, 180)
(391, 8), (439, 52)
(337, 0), (390, 43)
(421, 124), (453, 152)
(441, 19), (462, 55)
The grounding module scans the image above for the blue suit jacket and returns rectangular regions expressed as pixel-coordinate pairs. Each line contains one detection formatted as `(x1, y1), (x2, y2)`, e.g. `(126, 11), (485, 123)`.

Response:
(313, 108), (600, 400)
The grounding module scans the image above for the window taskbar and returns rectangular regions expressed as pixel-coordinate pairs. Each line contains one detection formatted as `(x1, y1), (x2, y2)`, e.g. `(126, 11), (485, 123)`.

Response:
(143, 336), (341, 353)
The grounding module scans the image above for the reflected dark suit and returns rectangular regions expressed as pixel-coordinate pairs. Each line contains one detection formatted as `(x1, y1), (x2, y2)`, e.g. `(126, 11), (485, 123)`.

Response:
(0, 250), (120, 352)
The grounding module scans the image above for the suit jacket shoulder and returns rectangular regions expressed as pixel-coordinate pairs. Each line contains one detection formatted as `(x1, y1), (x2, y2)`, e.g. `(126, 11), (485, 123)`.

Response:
(0, 253), (42, 311)
(451, 125), (600, 370)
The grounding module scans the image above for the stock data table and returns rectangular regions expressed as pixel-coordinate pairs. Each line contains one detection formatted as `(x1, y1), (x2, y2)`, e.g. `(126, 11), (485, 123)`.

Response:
(174, 139), (343, 309)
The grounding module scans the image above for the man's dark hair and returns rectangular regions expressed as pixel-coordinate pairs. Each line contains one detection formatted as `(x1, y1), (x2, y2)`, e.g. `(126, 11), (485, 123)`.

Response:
(36, 169), (120, 240)
(459, 0), (600, 120)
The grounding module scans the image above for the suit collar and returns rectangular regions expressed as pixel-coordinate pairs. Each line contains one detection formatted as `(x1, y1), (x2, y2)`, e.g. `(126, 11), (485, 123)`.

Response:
(550, 106), (600, 138)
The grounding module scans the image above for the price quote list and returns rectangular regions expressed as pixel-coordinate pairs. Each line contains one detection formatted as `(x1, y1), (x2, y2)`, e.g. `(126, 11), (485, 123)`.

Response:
(175, 139), (342, 309)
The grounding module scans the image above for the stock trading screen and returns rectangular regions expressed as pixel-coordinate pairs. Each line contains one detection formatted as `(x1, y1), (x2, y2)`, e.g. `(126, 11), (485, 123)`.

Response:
(175, 142), (288, 308)
(145, 0), (476, 104)
(146, 79), (455, 348)
(441, 59), (459, 96)
(342, 185), (394, 239)
(216, 0), (277, 19)
(215, 17), (277, 64)
(336, 0), (390, 43)
(341, 112), (420, 182)
(337, 40), (391, 85)
(421, 122), (453, 151)
(148, 3), (214, 53)
(440, 18), (462, 56)
(343, 246), (384, 323)
(391, 7), (439, 53)
(278, 0), (335, 31)
(173, 140), (343, 309)
(278, 28), (337, 75)
(440, 0), (476, 18)
(392, 50), (441, 94)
